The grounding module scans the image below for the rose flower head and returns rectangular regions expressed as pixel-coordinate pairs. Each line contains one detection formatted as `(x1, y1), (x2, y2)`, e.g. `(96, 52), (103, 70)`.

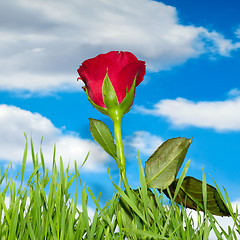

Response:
(77, 51), (146, 119)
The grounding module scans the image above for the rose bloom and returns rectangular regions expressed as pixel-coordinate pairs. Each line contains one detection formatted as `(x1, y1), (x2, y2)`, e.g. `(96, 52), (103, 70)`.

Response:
(77, 51), (146, 109)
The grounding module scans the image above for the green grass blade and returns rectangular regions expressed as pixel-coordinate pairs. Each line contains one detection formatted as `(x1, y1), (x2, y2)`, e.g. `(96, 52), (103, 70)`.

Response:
(107, 168), (147, 225)
(21, 134), (28, 188)
(0, 193), (11, 225)
(137, 152), (149, 221)
(202, 169), (207, 214)
(26, 216), (36, 240)
(82, 184), (90, 237)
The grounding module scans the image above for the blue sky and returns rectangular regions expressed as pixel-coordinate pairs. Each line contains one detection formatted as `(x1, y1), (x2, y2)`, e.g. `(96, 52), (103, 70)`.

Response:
(1, 0), (240, 223)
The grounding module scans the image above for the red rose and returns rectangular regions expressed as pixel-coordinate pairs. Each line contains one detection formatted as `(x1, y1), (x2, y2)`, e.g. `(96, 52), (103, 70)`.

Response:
(77, 51), (146, 110)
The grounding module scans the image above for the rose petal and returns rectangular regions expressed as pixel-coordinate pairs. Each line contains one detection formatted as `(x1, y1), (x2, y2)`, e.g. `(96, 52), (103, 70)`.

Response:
(113, 60), (146, 103)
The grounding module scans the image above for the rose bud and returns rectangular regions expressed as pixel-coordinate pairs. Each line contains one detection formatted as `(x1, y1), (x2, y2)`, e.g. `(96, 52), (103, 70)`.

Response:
(77, 51), (146, 119)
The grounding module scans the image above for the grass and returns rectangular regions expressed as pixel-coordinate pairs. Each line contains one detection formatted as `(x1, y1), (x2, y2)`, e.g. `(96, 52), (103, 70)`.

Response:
(0, 138), (239, 239)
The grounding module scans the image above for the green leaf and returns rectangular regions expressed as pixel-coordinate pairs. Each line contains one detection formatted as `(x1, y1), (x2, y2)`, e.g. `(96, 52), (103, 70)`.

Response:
(145, 137), (192, 189)
(163, 176), (230, 216)
(89, 118), (117, 160)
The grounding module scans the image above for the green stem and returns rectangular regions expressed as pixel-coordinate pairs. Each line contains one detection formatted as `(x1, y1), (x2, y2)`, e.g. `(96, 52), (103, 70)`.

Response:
(114, 120), (127, 183)
(111, 111), (131, 195)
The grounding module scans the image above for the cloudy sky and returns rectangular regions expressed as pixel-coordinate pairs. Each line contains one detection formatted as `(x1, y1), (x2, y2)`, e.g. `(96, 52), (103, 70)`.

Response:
(1, 0), (240, 232)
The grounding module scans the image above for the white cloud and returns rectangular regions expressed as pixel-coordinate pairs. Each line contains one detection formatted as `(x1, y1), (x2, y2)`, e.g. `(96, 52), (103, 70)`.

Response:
(235, 26), (240, 39)
(137, 96), (240, 131)
(0, 72), (80, 94)
(228, 88), (240, 97)
(125, 131), (164, 156)
(0, 104), (109, 171)
(0, 0), (240, 93)
(200, 29), (240, 56)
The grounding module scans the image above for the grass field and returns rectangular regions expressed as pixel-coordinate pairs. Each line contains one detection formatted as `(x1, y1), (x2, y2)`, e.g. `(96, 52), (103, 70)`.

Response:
(0, 138), (239, 240)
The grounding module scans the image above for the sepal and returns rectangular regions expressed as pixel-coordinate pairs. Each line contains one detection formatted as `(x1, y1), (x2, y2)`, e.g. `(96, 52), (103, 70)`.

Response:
(119, 76), (137, 114)
(85, 88), (109, 116)
(102, 70), (119, 110)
